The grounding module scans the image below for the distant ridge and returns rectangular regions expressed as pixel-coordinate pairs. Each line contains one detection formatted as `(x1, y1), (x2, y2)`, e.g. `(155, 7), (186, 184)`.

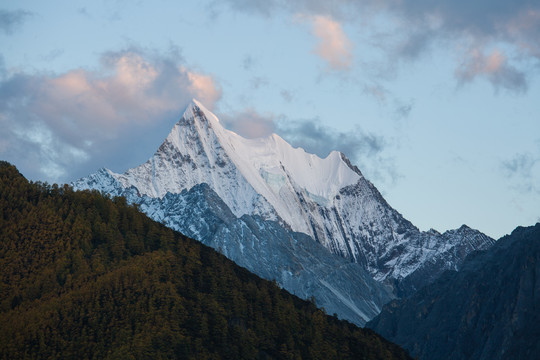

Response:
(368, 223), (540, 360)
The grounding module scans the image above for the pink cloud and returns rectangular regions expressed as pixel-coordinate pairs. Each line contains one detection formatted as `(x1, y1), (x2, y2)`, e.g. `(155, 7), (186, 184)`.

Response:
(455, 48), (526, 92)
(0, 49), (222, 181)
(457, 49), (505, 79)
(220, 0), (540, 92)
(184, 68), (223, 108)
(299, 14), (353, 70)
(219, 108), (276, 138)
(26, 50), (221, 140)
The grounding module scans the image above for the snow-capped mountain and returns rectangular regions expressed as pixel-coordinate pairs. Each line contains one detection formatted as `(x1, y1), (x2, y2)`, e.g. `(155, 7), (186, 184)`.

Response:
(74, 99), (494, 322)
(74, 177), (394, 325)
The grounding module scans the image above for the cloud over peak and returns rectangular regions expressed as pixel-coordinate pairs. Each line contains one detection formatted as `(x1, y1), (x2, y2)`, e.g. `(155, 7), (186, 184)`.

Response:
(219, 106), (397, 185)
(0, 49), (221, 182)
(220, 108), (277, 139)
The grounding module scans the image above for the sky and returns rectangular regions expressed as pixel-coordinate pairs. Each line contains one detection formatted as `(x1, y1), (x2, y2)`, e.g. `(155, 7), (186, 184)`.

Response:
(1, 0), (539, 239)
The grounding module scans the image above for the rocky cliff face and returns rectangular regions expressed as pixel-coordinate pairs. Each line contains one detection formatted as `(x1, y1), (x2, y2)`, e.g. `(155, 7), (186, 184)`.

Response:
(76, 170), (394, 325)
(367, 223), (540, 359)
(74, 99), (495, 322)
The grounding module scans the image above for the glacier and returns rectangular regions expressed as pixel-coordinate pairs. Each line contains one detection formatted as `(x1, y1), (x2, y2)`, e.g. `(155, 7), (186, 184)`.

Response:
(74, 99), (495, 324)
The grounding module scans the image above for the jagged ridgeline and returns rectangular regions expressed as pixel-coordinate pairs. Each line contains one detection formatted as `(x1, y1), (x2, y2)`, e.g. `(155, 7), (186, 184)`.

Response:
(367, 223), (540, 360)
(0, 161), (411, 360)
(74, 100), (494, 325)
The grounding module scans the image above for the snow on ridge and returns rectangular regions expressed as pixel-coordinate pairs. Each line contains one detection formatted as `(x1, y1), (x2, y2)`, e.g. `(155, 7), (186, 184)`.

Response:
(188, 100), (360, 200)
(103, 99), (361, 236)
(185, 100), (362, 237)
(74, 99), (495, 298)
(118, 99), (359, 199)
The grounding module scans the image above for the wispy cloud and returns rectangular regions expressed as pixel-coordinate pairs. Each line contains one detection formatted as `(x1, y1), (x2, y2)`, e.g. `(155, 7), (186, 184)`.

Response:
(502, 151), (540, 193)
(216, 0), (540, 92)
(455, 48), (527, 92)
(502, 153), (538, 179)
(220, 108), (277, 138)
(242, 54), (256, 71)
(280, 89), (293, 102)
(278, 118), (383, 158)
(0, 48), (221, 182)
(279, 117), (399, 184)
(0, 9), (32, 35)
(298, 14), (353, 70)
(250, 76), (269, 89)
(363, 82), (414, 120)
(0, 54), (5, 78)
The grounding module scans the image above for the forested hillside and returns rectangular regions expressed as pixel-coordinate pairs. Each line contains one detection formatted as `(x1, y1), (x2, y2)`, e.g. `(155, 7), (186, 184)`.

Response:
(0, 161), (411, 360)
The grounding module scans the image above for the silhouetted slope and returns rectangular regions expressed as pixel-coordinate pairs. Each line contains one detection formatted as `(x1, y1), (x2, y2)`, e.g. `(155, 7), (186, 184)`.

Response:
(367, 223), (540, 360)
(0, 161), (411, 360)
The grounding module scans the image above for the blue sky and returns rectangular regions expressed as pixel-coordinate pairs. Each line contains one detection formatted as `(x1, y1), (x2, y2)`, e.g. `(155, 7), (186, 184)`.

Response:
(1, 0), (539, 238)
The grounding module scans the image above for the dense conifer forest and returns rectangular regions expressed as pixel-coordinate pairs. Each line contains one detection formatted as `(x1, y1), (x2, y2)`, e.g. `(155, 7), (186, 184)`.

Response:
(0, 161), (411, 359)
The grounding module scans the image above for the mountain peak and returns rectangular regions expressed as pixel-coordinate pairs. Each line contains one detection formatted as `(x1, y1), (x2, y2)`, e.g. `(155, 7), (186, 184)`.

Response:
(93, 99), (362, 235)
(181, 99), (220, 125)
(73, 99), (495, 325)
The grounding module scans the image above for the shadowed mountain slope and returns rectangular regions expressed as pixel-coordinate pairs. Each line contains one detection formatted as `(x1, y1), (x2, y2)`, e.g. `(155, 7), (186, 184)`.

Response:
(0, 161), (411, 360)
(75, 100), (494, 324)
(367, 223), (540, 360)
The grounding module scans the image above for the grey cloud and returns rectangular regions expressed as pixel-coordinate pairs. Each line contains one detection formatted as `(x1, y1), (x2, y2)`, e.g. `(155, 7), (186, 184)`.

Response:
(279, 116), (399, 185)
(502, 153), (538, 178)
(363, 83), (414, 119)
(455, 49), (528, 93)
(280, 89), (293, 102)
(396, 0), (538, 38)
(396, 30), (435, 60)
(210, 0), (279, 17)
(277, 118), (399, 184)
(395, 101), (413, 119)
(0, 119), (87, 181)
(250, 76), (268, 89)
(0, 9), (32, 35)
(211, 0), (362, 21)
(217, 0), (540, 46)
(363, 83), (389, 104)
(219, 107), (396, 183)
(242, 55), (255, 70)
(0, 54), (5, 79)
(388, 2), (540, 89)
(40, 48), (65, 62)
(220, 109), (277, 138)
(502, 152), (540, 194)
(217, 0), (540, 92)
(78, 7), (90, 17)
(0, 48), (222, 183)
(278, 118), (383, 158)
(490, 67), (528, 93)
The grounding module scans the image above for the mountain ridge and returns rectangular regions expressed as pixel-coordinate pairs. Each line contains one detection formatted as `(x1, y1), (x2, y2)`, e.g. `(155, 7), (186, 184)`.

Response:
(367, 223), (540, 359)
(74, 99), (495, 321)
